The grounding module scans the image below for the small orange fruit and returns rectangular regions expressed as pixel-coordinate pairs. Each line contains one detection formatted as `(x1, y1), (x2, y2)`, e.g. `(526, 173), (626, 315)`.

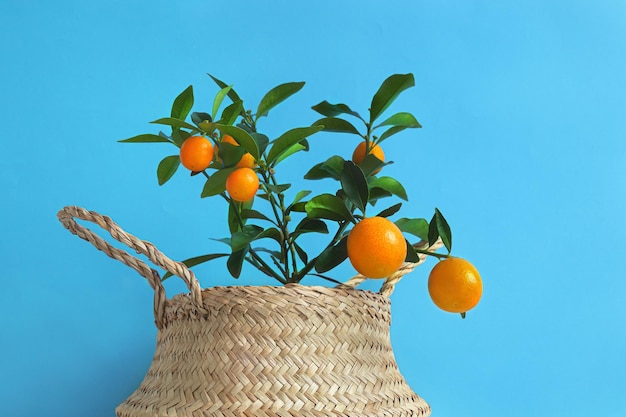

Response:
(225, 167), (260, 202)
(352, 141), (385, 173)
(346, 216), (407, 278)
(179, 136), (214, 172)
(428, 257), (482, 315)
(221, 134), (256, 169)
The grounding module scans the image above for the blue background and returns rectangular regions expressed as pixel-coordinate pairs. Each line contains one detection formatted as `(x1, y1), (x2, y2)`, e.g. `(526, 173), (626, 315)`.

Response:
(2, 1), (625, 416)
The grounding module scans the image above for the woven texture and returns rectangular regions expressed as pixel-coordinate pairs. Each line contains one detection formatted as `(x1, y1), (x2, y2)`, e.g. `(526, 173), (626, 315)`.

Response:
(57, 206), (440, 417)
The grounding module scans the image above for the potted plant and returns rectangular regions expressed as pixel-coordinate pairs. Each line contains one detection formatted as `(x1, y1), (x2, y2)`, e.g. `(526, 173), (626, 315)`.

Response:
(58, 73), (482, 417)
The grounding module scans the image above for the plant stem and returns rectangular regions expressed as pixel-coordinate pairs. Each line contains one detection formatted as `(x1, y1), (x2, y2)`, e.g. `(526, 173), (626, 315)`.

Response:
(413, 247), (451, 260)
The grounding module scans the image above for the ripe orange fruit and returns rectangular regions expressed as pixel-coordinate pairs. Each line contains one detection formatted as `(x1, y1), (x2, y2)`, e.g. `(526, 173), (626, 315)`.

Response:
(225, 167), (260, 202)
(179, 136), (214, 172)
(428, 257), (482, 315)
(352, 141), (385, 173)
(221, 134), (256, 169)
(346, 216), (407, 278)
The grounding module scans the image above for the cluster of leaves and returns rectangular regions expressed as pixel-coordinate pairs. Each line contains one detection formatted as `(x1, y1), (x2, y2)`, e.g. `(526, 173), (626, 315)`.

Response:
(120, 73), (452, 285)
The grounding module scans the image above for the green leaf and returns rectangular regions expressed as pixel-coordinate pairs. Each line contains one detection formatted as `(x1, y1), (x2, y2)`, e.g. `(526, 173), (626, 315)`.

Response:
(256, 81), (305, 120)
(201, 168), (236, 198)
(118, 134), (172, 144)
(292, 217), (329, 238)
(311, 101), (364, 121)
(257, 227), (283, 244)
(370, 73), (415, 124)
(373, 112), (422, 130)
(404, 240), (420, 263)
(368, 176), (408, 201)
(227, 247), (248, 278)
(266, 126), (323, 166)
(273, 141), (309, 166)
(293, 242), (308, 264)
(214, 124), (259, 160)
(170, 128), (191, 147)
(264, 183), (291, 194)
(241, 209), (274, 224)
(171, 85), (194, 120)
(228, 199), (252, 233)
(377, 125), (409, 143)
(212, 85), (233, 121)
(217, 142), (246, 167)
(292, 190), (312, 205)
(312, 117), (361, 135)
(368, 187), (393, 205)
(314, 237), (348, 273)
(395, 217), (429, 241)
(289, 202), (307, 212)
(231, 225), (265, 252)
(191, 112), (212, 126)
(359, 154), (388, 177)
(428, 208), (452, 252)
(376, 202), (402, 218)
(251, 133), (270, 155)
(207, 73), (242, 104)
(304, 155), (345, 180)
(340, 161), (369, 213)
(219, 100), (244, 126)
(151, 117), (198, 131)
(305, 194), (354, 222)
(156, 155), (180, 185)
(162, 253), (229, 280)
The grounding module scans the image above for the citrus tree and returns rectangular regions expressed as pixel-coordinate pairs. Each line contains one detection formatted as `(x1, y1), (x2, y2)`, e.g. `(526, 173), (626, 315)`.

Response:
(121, 73), (482, 316)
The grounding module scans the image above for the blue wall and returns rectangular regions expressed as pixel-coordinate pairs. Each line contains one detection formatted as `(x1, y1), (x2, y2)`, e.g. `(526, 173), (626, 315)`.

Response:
(1, 1), (625, 416)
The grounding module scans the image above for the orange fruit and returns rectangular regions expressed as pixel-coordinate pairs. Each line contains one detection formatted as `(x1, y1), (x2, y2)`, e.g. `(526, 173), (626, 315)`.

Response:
(225, 167), (260, 202)
(428, 257), (482, 315)
(346, 216), (407, 278)
(221, 134), (256, 169)
(179, 136), (214, 172)
(352, 141), (385, 173)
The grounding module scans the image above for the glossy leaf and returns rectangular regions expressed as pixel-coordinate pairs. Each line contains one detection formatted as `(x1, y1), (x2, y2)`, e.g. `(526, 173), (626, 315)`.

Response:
(292, 190), (312, 205)
(395, 217), (429, 241)
(156, 155), (180, 185)
(214, 124), (259, 160)
(311, 101), (364, 121)
(256, 81), (305, 120)
(368, 176), (408, 201)
(217, 142), (246, 168)
(208, 73), (242, 103)
(340, 161), (369, 212)
(227, 247), (248, 278)
(377, 125), (408, 143)
(171, 85), (194, 120)
(162, 253), (229, 280)
(191, 112), (212, 126)
(264, 183), (291, 194)
(228, 199), (252, 233)
(292, 217), (329, 238)
(305, 194), (354, 222)
(373, 112), (422, 130)
(251, 133), (270, 155)
(219, 100), (244, 126)
(404, 240), (421, 263)
(304, 155), (345, 180)
(257, 227), (283, 244)
(293, 242), (308, 264)
(312, 117), (361, 135)
(273, 141), (309, 166)
(266, 126), (323, 166)
(428, 208), (452, 252)
(370, 73), (415, 124)
(359, 154), (389, 177)
(170, 128), (191, 147)
(376, 202), (402, 218)
(212, 85), (233, 121)
(151, 117), (197, 131)
(201, 167), (236, 198)
(241, 209), (274, 224)
(231, 225), (264, 252)
(119, 134), (172, 144)
(314, 237), (348, 273)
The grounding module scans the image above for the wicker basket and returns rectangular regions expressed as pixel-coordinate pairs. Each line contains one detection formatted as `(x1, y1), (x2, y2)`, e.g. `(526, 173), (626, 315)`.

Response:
(58, 206), (441, 417)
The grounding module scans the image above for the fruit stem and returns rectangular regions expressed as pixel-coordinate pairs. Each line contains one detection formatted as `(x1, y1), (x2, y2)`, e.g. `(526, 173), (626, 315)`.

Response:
(412, 247), (451, 260)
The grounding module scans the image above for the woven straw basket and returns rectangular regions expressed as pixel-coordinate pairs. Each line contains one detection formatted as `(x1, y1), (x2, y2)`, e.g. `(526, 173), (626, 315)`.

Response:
(58, 206), (441, 417)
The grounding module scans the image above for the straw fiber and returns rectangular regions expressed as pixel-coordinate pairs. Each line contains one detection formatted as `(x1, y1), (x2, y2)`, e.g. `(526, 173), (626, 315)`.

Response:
(58, 206), (440, 417)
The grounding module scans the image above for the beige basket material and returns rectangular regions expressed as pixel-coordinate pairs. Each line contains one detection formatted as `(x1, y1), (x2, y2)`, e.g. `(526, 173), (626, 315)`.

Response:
(115, 284), (431, 417)
(57, 205), (442, 328)
(58, 205), (440, 416)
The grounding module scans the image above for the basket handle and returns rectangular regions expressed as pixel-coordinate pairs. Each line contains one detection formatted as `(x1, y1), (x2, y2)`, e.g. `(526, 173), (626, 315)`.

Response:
(57, 206), (203, 329)
(340, 238), (444, 297)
